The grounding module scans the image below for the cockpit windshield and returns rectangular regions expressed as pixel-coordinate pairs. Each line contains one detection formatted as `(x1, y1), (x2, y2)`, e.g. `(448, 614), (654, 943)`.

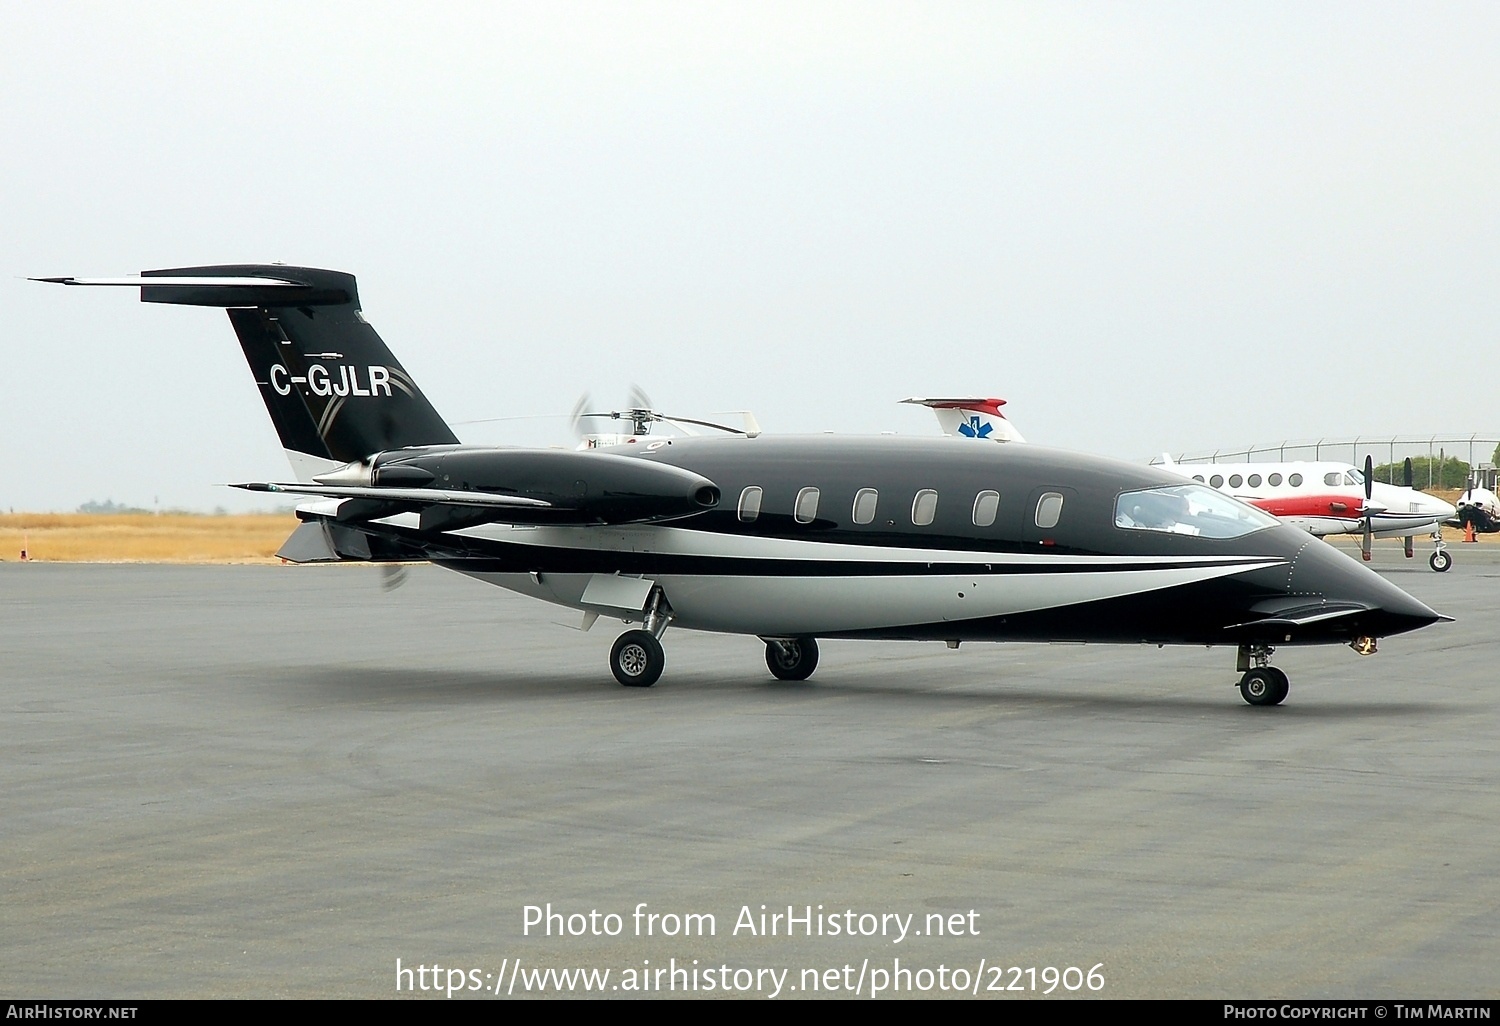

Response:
(1347, 468), (1365, 486)
(1114, 483), (1280, 539)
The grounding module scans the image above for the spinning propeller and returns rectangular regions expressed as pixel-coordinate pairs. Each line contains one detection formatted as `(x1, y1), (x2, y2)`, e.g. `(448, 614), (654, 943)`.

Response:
(571, 385), (759, 447)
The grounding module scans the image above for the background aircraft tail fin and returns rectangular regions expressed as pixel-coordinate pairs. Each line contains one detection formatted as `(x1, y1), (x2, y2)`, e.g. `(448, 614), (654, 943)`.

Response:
(41, 265), (459, 474)
(900, 397), (1025, 443)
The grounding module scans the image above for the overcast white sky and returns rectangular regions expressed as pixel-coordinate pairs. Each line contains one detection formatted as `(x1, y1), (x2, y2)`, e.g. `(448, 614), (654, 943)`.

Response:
(4, 2), (1498, 511)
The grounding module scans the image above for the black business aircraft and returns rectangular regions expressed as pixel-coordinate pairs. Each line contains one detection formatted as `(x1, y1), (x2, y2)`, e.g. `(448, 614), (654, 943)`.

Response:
(37, 265), (1448, 706)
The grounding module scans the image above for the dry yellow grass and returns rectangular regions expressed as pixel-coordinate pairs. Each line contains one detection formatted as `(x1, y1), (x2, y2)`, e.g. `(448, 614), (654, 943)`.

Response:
(0, 513), (300, 563)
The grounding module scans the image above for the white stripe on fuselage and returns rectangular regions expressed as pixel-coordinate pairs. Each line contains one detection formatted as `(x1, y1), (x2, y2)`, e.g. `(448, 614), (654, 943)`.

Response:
(438, 519), (1271, 568)
(459, 560), (1281, 635)
(308, 507), (1285, 634)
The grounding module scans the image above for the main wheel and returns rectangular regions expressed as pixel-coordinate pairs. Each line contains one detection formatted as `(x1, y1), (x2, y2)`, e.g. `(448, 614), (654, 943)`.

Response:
(1430, 550), (1452, 572)
(765, 637), (819, 681)
(610, 630), (664, 688)
(1239, 667), (1288, 707)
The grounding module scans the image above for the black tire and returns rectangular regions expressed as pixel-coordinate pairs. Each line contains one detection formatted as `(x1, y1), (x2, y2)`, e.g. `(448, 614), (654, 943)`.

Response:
(610, 630), (664, 688)
(765, 637), (819, 681)
(1430, 550), (1452, 573)
(1239, 667), (1287, 707)
(1268, 667), (1290, 705)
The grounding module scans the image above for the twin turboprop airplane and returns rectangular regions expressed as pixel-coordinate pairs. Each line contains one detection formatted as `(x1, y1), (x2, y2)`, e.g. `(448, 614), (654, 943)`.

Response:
(1163, 457), (1456, 571)
(37, 265), (1448, 706)
(912, 398), (1457, 572)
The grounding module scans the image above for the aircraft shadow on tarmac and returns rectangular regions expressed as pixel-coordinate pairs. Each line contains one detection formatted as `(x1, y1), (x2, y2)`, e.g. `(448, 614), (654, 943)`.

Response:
(282, 665), (1442, 719)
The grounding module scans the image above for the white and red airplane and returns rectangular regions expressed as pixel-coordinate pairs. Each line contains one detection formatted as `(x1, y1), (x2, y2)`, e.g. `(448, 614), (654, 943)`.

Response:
(908, 398), (1456, 571)
(1160, 456), (1456, 572)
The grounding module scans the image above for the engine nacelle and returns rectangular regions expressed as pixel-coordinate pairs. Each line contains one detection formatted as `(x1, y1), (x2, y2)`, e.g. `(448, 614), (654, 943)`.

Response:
(370, 446), (720, 524)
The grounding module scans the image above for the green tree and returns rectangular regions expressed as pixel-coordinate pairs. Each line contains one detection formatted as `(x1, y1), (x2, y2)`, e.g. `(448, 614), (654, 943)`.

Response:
(1372, 456), (1470, 490)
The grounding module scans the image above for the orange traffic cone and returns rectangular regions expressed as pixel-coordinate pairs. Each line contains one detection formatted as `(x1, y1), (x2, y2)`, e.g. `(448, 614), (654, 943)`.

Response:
(1464, 520), (1478, 543)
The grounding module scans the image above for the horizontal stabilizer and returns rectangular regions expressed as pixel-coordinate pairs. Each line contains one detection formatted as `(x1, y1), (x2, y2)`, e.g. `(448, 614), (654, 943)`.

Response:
(32, 276), (305, 288)
(234, 481), (552, 508)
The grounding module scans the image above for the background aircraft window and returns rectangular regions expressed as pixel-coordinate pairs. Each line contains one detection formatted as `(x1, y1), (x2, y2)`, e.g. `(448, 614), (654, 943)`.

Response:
(1325, 472), (1342, 486)
(1346, 469), (1364, 486)
(972, 490), (1000, 527)
(1035, 492), (1063, 529)
(1289, 473), (1303, 486)
(1229, 474), (1244, 488)
(1248, 474), (1262, 487)
(738, 486), (762, 522)
(852, 488), (878, 525)
(1115, 484), (1278, 539)
(912, 489), (938, 526)
(794, 487), (820, 524)
(1268, 473), (1283, 486)
(1210, 475), (1224, 488)
(1192, 475), (1205, 483)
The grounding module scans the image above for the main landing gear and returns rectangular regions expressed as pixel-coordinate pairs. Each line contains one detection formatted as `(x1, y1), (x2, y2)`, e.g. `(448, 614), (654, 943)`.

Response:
(607, 587), (825, 688)
(1236, 643), (1289, 707)
(764, 637), (819, 681)
(609, 588), (673, 687)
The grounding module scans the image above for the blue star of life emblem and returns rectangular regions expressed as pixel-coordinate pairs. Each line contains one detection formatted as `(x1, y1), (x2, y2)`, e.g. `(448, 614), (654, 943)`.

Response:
(958, 416), (992, 439)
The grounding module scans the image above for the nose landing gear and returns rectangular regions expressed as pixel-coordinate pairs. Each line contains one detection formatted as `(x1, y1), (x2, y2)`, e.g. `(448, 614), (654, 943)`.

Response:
(1236, 643), (1289, 706)
(1429, 530), (1452, 573)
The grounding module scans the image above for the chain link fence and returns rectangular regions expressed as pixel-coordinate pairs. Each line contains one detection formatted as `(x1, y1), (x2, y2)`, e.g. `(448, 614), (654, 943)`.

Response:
(1151, 435), (1500, 490)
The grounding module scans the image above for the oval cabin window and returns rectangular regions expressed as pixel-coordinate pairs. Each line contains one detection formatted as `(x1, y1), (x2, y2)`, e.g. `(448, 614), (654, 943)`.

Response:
(912, 489), (938, 527)
(972, 491), (1000, 527)
(738, 486), (762, 523)
(1035, 492), (1064, 529)
(794, 487), (820, 524)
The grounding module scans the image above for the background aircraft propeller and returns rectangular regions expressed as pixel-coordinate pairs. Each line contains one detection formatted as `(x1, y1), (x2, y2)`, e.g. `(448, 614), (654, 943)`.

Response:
(572, 384), (757, 445)
(1360, 454), (1378, 561)
(381, 563), (409, 592)
(1402, 457), (1415, 558)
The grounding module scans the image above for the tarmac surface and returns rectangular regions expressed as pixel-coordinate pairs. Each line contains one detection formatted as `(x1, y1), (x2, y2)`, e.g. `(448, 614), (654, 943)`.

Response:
(2, 540), (1498, 999)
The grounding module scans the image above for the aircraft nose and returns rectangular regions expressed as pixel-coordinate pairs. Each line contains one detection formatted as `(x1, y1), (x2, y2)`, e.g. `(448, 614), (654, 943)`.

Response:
(1426, 495), (1457, 519)
(1287, 538), (1448, 637)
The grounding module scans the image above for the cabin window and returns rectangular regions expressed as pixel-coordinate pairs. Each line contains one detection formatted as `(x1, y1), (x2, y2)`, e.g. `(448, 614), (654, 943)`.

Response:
(1289, 473), (1303, 486)
(794, 487), (820, 524)
(1325, 472), (1342, 486)
(737, 486), (762, 522)
(912, 489), (939, 526)
(1268, 473), (1283, 486)
(1210, 474), (1225, 488)
(1248, 474), (1262, 487)
(1229, 474), (1244, 488)
(1035, 492), (1064, 529)
(852, 488), (878, 525)
(972, 490), (1000, 527)
(1192, 475), (1205, 483)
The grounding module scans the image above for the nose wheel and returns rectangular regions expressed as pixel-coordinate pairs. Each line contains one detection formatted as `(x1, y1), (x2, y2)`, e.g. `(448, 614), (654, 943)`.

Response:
(1236, 643), (1289, 706)
(1238, 666), (1289, 706)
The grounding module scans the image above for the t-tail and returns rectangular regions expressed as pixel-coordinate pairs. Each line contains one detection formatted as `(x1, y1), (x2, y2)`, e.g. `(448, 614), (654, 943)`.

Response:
(34, 265), (459, 480)
(901, 396), (1025, 443)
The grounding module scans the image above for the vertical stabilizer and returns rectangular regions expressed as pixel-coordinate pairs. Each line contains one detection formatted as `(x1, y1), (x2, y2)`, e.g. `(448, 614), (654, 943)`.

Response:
(900, 397), (1025, 443)
(38, 265), (460, 477)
